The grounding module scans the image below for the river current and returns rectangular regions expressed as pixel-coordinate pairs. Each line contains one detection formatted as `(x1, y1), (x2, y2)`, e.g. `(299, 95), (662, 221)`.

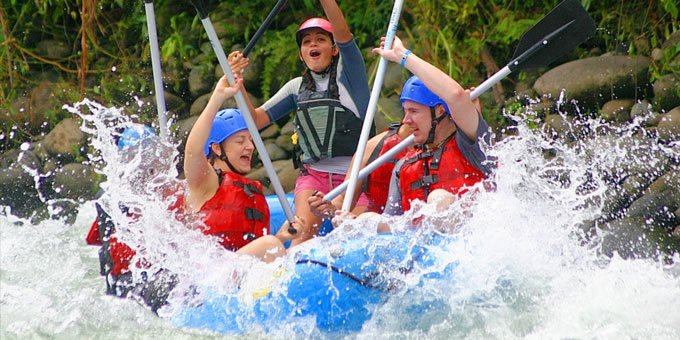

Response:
(1, 99), (679, 338)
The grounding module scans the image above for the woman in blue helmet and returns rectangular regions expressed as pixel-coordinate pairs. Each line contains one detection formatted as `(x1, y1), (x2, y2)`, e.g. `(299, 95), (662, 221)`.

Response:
(184, 75), (302, 263)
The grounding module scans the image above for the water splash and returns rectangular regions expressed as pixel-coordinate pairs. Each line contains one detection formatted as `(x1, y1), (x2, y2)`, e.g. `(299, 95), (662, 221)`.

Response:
(1, 98), (679, 338)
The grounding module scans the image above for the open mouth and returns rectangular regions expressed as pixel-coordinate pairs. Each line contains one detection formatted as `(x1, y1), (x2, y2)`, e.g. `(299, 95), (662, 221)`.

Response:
(240, 155), (251, 163)
(309, 50), (321, 58)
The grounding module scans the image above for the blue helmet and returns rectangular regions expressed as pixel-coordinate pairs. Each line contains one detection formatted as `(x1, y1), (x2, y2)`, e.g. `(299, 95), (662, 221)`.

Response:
(117, 124), (157, 150)
(203, 108), (249, 156)
(400, 75), (450, 114)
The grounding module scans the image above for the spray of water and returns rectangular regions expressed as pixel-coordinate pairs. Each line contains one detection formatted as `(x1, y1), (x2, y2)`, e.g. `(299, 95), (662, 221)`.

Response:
(1, 98), (679, 338)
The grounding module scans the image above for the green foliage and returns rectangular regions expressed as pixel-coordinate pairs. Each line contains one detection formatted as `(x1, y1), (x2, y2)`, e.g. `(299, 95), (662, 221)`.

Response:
(1, 0), (678, 151)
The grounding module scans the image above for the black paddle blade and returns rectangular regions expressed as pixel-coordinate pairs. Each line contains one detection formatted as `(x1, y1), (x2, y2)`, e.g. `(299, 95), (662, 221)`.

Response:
(188, 0), (208, 19)
(509, 0), (596, 71)
(243, 0), (288, 57)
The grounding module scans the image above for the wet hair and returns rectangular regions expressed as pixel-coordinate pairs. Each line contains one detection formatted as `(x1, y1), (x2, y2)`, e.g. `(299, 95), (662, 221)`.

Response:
(301, 53), (340, 97)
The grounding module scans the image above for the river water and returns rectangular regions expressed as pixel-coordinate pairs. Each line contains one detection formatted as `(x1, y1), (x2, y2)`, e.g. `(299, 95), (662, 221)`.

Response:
(1, 99), (679, 339)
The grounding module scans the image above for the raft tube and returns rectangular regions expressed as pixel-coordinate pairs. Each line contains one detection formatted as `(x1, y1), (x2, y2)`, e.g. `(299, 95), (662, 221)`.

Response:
(175, 232), (457, 334)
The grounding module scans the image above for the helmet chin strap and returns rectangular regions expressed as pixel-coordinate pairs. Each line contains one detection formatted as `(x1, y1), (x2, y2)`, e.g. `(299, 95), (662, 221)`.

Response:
(425, 107), (448, 146)
(218, 143), (247, 176)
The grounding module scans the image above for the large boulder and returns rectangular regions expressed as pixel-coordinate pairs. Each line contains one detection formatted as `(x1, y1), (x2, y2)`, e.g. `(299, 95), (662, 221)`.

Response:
(2, 81), (78, 133)
(533, 56), (651, 111)
(262, 141), (288, 161)
(138, 91), (187, 119)
(275, 134), (294, 153)
(0, 149), (43, 219)
(190, 93), (212, 116)
(188, 64), (215, 98)
(259, 124), (280, 140)
(247, 159), (297, 195)
(656, 106), (680, 143)
(50, 163), (100, 201)
(600, 99), (635, 123)
(40, 118), (86, 162)
(652, 74), (680, 112)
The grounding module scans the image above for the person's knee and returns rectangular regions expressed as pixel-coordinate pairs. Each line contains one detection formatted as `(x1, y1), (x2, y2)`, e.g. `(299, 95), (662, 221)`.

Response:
(427, 189), (456, 212)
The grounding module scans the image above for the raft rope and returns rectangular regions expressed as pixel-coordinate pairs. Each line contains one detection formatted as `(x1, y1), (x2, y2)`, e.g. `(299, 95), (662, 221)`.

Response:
(295, 259), (389, 291)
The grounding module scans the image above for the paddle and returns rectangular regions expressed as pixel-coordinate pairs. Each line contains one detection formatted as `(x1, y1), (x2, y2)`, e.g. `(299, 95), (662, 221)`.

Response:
(242, 0), (288, 57)
(341, 0), (406, 212)
(189, 0), (296, 230)
(143, 0), (169, 140)
(325, 0), (596, 203)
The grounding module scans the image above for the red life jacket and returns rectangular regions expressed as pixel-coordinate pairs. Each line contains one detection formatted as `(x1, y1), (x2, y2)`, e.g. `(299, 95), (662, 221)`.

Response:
(399, 133), (486, 212)
(85, 183), (186, 278)
(198, 171), (270, 251)
(85, 204), (136, 277)
(364, 124), (408, 213)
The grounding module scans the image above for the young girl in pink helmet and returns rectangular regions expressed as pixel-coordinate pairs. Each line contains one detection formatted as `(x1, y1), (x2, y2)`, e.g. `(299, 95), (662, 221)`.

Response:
(234, 0), (372, 245)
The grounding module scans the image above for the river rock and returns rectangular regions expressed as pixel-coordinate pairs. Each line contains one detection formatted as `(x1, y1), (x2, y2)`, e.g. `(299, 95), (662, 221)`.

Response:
(382, 62), (405, 95)
(247, 159), (297, 195)
(652, 74), (680, 112)
(275, 134), (294, 153)
(0, 148), (43, 219)
(630, 100), (659, 126)
(190, 93), (212, 116)
(260, 124), (280, 139)
(41, 118), (85, 161)
(600, 99), (634, 122)
(626, 185), (679, 233)
(656, 106), (680, 143)
(218, 92), (261, 109)
(533, 56), (651, 111)
(633, 36), (651, 56)
(139, 91), (187, 118)
(599, 217), (667, 259)
(215, 49), (264, 92)
(188, 64), (215, 97)
(3, 81), (77, 132)
(51, 163), (100, 200)
(263, 141), (288, 161)
(280, 121), (294, 136)
(0, 164), (42, 220)
(661, 31), (680, 51)
(173, 116), (199, 152)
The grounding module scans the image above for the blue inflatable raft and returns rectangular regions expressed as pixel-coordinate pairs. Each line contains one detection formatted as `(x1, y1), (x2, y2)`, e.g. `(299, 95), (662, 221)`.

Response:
(175, 228), (458, 334)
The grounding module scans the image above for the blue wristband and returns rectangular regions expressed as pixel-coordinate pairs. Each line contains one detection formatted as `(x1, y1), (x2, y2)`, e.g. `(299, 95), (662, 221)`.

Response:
(400, 50), (412, 67)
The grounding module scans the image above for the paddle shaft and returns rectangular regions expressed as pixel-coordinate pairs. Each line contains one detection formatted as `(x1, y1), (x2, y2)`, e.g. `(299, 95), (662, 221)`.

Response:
(341, 0), (405, 212)
(242, 0), (287, 57)
(191, 1), (295, 224)
(143, 0), (168, 140)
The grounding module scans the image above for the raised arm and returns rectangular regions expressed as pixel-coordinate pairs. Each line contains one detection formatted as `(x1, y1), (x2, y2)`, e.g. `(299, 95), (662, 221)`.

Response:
(227, 51), (272, 129)
(372, 36), (480, 141)
(183, 76), (242, 211)
(320, 0), (352, 44)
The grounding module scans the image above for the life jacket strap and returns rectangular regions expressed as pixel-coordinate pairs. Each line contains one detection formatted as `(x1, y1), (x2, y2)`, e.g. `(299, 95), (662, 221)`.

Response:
(245, 207), (265, 222)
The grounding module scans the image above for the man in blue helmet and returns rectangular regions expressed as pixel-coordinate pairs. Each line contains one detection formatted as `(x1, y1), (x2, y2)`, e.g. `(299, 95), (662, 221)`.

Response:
(371, 36), (496, 217)
(85, 123), (177, 312)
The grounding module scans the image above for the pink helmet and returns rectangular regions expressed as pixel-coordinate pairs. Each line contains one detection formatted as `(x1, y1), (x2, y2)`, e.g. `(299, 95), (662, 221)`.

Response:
(296, 17), (333, 46)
